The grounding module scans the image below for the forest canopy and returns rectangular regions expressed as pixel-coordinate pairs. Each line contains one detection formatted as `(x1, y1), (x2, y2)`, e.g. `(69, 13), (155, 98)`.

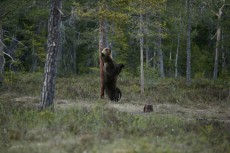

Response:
(0, 0), (230, 79)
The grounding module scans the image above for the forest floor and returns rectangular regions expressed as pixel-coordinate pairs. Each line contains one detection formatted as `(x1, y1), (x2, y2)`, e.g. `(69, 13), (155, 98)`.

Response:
(14, 95), (230, 124)
(1, 74), (230, 153)
(1, 94), (229, 153)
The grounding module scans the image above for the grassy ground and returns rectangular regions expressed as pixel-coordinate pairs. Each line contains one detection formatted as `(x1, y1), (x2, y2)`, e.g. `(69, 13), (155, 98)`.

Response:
(0, 72), (230, 153)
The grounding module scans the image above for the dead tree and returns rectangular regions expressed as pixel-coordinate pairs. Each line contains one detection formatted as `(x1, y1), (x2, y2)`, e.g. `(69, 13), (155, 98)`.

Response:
(213, 1), (228, 79)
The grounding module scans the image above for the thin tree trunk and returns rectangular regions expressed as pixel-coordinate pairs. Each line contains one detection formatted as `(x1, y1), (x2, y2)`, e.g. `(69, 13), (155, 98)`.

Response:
(72, 25), (77, 74)
(99, 16), (108, 99)
(186, 0), (191, 85)
(40, 0), (62, 110)
(156, 16), (164, 78)
(0, 18), (4, 85)
(140, 13), (144, 95)
(30, 39), (37, 72)
(146, 44), (149, 68)
(169, 50), (172, 77)
(221, 34), (226, 72)
(213, 2), (226, 79)
(153, 51), (156, 69)
(175, 15), (181, 79)
(213, 21), (221, 79)
(145, 23), (150, 68)
(57, 25), (62, 73)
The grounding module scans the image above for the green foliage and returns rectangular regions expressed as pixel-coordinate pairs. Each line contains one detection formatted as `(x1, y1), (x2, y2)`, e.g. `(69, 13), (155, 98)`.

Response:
(1, 0), (48, 72)
(0, 0), (230, 79)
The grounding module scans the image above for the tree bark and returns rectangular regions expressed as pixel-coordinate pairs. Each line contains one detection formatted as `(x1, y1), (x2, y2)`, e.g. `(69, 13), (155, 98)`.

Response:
(99, 16), (108, 99)
(213, 20), (220, 80)
(156, 16), (164, 78)
(146, 44), (149, 68)
(40, 0), (62, 110)
(72, 27), (77, 74)
(140, 13), (144, 95)
(186, 0), (191, 85)
(175, 15), (181, 79)
(30, 40), (37, 72)
(169, 50), (172, 77)
(0, 18), (4, 85)
(213, 3), (225, 80)
(145, 23), (150, 68)
(152, 51), (156, 69)
(221, 34), (226, 72)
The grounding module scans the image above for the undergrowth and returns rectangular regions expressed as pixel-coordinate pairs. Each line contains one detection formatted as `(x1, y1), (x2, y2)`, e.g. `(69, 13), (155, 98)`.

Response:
(1, 72), (229, 105)
(0, 100), (229, 153)
(0, 72), (230, 153)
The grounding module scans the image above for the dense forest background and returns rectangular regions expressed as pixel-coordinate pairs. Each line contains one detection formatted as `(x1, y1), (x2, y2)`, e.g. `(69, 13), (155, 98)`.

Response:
(1, 0), (230, 83)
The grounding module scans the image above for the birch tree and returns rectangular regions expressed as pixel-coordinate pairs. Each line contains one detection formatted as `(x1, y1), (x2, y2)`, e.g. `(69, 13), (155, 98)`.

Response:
(156, 15), (164, 78)
(139, 9), (144, 95)
(175, 15), (182, 79)
(186, 0), (192, 85)
(213, 0), (228, 79)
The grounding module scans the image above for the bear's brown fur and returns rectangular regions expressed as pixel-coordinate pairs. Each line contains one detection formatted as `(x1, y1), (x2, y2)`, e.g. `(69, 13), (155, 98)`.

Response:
(143, 104), (153, 112)
(101, 47), (124, 102)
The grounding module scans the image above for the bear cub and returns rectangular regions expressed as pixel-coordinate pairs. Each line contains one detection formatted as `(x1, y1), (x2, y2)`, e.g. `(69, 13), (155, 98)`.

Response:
(143, 104), (153, 112)
(101, 47), (124, 102)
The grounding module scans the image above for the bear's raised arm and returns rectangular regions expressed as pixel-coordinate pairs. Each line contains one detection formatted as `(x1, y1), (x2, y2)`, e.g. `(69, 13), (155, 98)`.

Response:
(106, 63), (124, 76)
(115, 63), (124, 75)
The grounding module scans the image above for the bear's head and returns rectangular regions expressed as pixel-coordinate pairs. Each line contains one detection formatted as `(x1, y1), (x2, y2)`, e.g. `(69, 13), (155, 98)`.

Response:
(101, 47), (112, 63)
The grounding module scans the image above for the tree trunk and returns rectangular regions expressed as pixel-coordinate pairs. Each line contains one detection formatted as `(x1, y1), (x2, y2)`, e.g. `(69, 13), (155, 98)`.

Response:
(221, 34), (226, 72)
(73, 29), (77, 73)
(140, 13), (144, 95)
(213, 23), (221, 80)
(146, 44), (149, 68)
(153, 51), (156, 69)
(213, 5), (224, 79)
(30, 39), (37, 72)
(156, 16), (164, 78)
(186, 0), (191, 85)
(99, 15), (108, 99)
(169, 50), (172, 77)
(0, 18), (4, 85)
(40, 0), (62, 110)
(175, 16), (181, 79)
(145, 23), (150, 68)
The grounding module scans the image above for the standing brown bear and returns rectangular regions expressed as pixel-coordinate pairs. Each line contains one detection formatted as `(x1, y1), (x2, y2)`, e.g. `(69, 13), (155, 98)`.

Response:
(101, 47), (124, 102)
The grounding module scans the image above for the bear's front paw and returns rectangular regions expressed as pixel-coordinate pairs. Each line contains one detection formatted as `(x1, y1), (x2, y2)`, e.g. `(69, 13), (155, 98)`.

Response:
(121, 64), (125, 68)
